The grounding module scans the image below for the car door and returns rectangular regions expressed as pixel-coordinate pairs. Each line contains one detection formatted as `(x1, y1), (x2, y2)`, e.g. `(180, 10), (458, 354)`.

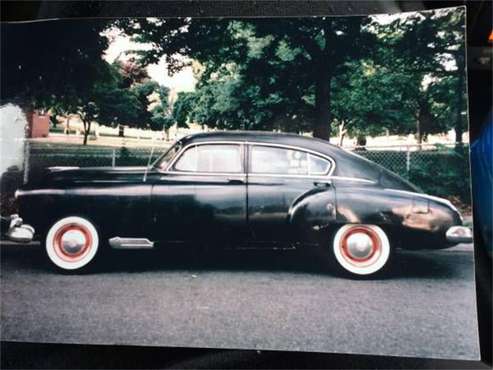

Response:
(151, 142), (248, 244)
(246, 143), (336, 244)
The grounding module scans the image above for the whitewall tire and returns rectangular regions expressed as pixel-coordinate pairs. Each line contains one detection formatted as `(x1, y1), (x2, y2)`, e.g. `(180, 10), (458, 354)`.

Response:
(332, 224), (391, 276)
(45, 216), (99, 271)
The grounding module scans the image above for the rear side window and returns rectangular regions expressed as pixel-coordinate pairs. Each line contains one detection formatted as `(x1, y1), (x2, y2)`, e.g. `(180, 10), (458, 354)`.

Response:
(173, 144), (243, 173)
(250, 146), (331, 176)
(309, 155), (331, 175)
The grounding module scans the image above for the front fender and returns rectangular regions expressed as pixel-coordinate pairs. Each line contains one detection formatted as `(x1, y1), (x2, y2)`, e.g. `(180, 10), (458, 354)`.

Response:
(16, 184), (152, 240)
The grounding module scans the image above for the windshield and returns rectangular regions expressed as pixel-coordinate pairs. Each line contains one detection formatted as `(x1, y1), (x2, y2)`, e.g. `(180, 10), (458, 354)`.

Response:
(153, 142), (182, 170)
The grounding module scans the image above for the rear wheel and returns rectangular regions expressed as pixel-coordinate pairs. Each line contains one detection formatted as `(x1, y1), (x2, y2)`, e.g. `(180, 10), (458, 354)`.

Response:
(45, 216), (100, 272)
(331, 224), (391, 277)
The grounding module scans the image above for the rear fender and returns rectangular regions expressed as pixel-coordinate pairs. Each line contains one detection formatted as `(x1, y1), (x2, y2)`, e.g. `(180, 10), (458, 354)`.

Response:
(288, 188), (336, 242)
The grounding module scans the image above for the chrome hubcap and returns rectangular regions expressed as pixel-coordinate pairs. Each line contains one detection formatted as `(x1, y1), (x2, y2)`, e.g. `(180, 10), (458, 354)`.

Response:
(60, 229), (87, 254)
(345, 232), (374, 259)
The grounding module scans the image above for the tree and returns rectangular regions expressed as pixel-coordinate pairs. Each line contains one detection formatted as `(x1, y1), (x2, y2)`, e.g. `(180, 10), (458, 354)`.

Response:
(131, 80), (160, 126)
(117, 57), (151, 88)
(331, 60), (417, 145)
(150, 85), (174, 139)
(172, 92), (195, 127)
(1, 20), (110, 112)
(327, 8), (466, 146)
(119, 17), (373, 140)
(68, 61), (144, 145)
(374, 8), (466, 144)
(77, 102), (99, 145)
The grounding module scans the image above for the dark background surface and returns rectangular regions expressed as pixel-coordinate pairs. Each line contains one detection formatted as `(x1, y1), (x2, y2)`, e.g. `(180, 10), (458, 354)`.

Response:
(1, 1), (491, 369)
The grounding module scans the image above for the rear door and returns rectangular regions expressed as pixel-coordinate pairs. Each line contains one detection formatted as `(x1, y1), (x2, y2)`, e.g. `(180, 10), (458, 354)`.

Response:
(246, 144), (335, 244)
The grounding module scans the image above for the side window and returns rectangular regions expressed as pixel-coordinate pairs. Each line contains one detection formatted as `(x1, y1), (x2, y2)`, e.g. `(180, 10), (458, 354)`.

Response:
(250, 146), (331, 176)
(250, 146), (308, 175)
(174, 144), (243, 173)
(308, 154), (331, 175)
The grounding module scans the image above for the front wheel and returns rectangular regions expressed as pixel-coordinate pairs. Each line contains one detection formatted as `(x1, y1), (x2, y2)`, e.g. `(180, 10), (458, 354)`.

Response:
(45, 216), (100, 272)
(331, 224), (391, 277)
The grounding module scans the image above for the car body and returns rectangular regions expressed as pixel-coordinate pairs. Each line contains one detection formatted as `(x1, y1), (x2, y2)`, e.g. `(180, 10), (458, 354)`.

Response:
(13, 131), (472, 276)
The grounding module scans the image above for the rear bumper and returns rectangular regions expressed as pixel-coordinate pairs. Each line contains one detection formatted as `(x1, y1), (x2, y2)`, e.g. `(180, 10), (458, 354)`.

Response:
(446, 226), (473, 244)
(3, 215), (35, 243)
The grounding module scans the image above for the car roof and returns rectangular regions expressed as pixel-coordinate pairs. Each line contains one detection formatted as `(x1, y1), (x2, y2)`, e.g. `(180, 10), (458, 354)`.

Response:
(181, 130), (341, 156)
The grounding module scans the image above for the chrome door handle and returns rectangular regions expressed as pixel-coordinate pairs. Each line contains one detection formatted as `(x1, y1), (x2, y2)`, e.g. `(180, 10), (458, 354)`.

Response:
(227, 178), (245, 185)
(313, 181), (331, 188)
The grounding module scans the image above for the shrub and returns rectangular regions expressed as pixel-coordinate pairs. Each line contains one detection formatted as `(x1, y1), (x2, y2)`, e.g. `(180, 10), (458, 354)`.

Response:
(408, 145), (471, 205)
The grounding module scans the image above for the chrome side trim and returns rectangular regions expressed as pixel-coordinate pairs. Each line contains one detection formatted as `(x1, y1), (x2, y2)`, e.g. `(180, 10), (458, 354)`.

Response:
(164, 171), (374, 183)
(15, 189), (67, 196)
(328, 176), (376, 184)
(165, 171), (247, 178)
(384, 189), (457, 210)
(48, 166), (80, 172)
(109, 237), (154, 249)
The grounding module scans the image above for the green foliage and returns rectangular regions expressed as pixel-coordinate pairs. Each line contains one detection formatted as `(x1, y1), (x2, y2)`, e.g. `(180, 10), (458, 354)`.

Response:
(172, 92), (195, 127)
(150, 85), (173, 131)
(408, 146), (471, 204)
(372, 7), (466, 143)
(119, 17), (371, 139)
(130, 80), (160, 126)
(117, 57), (150, 88)
(119, 8), (465, 142)
(331, 60), (417, 139)
(91, 63), (141, 127)
(2, 10), (467, 145)
(356, 146), (471, 205)
(1, 20), (110, 108)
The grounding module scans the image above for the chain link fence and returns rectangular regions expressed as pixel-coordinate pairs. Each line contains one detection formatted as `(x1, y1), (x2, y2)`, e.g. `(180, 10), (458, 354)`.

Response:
(1, 141), (470, 216)
(351, 143), (471, 207)
(24, 142), (170, 181)
(349, 143), (468, 177)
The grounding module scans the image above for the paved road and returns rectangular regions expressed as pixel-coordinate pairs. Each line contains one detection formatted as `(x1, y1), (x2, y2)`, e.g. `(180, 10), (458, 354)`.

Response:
(0, 242), (480, 360)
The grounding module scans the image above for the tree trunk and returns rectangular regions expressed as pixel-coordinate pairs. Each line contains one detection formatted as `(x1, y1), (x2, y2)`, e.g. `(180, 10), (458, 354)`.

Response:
(454, 86), (464, 145)
(455, 56), (465, 145)
(65, 116), (71, 135)
(417, 100), (433, 148)
(83, 120), (91, 145)
(416, 117), (422, 146)
(356, 135), (367, 150)
(313, 73), (332, 141)
(338, 121), (347, 146)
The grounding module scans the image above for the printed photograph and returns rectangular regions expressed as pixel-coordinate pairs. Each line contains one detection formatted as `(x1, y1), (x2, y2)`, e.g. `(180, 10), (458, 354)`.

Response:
(0, 6), (480, 360)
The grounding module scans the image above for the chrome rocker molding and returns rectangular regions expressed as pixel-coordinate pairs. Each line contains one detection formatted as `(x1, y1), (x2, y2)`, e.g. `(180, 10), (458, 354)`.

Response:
(5, 214), (35, 243)
(446, 226), (473, 244)
(109, 237), (155, 249)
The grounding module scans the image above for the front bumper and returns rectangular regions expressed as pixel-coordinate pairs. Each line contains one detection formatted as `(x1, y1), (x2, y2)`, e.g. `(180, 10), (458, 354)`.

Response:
(3, 214), (35, 243)
(446, 226), (473, 244)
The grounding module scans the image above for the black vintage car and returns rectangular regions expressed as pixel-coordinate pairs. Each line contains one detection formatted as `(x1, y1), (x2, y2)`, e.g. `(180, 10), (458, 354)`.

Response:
(9, 131), (472, 276)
